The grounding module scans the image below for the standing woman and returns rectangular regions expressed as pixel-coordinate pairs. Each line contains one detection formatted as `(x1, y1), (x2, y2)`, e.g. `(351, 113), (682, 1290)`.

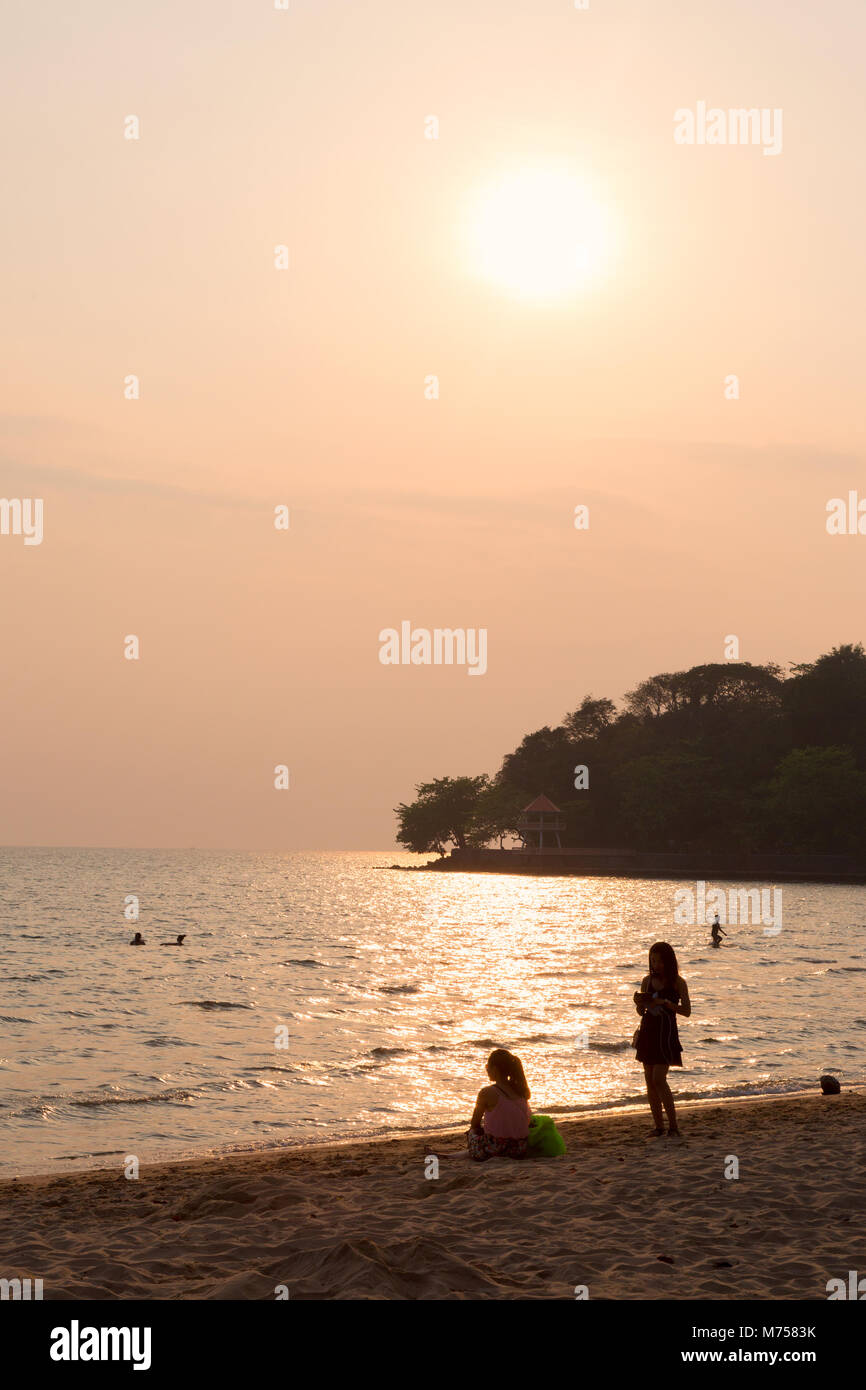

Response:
(633, 941), (691, 1136)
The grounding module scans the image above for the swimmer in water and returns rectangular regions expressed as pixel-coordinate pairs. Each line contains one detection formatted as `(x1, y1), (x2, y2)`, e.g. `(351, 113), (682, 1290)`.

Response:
(129, 932), (145, 946)
(160, 934), (186, 946)
(710, 914), (727, 946)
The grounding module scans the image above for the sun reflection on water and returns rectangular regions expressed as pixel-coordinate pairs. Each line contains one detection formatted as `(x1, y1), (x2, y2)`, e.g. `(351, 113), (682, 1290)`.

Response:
(2, 849), (865, 1174)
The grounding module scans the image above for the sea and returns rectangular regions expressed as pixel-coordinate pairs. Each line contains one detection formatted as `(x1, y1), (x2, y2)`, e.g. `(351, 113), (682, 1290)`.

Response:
(2, 848), (864, 1176)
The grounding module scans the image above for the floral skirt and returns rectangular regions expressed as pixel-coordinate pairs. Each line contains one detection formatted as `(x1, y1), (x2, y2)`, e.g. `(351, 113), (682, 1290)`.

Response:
(467, 1129), (528, 1162)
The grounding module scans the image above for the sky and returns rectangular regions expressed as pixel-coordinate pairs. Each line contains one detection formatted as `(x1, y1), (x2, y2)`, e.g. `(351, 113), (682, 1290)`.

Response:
(2, 0), (865, 848)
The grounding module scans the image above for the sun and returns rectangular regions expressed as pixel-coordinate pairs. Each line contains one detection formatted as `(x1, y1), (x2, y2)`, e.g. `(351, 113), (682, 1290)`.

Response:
(464, 169), (611, 301)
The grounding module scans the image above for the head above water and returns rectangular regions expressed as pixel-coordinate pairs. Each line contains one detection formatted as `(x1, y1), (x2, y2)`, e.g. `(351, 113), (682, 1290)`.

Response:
(649, 940), (680, 986)
(131, 932), (144, 944)
(485, 1048), (531, 1100)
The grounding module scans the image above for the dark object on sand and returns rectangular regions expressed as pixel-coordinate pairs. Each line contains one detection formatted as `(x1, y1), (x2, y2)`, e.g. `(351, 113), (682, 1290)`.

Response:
(820, 1074), (841, 1095)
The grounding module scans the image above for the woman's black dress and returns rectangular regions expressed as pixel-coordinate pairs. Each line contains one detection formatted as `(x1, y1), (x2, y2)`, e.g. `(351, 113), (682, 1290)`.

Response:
(636, 983), (683, 1067)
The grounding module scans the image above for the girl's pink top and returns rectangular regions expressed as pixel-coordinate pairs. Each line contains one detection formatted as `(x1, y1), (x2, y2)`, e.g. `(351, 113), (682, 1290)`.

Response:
(483, 1087), (531, 1139)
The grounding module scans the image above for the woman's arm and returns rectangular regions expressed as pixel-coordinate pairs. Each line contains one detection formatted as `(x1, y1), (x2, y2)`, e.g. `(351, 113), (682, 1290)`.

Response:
(633, 975), (651, 1015)
(675, 977), (691, 1017)
(470, 1087), (490, 1132)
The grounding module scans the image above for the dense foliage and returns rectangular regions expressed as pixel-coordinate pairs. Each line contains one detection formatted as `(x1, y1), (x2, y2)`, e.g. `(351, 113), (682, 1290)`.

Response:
(394, 645), (866, 856)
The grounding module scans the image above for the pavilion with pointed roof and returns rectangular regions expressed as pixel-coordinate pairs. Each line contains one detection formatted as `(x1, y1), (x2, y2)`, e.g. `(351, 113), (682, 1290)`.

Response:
(517, 793), (565, 850)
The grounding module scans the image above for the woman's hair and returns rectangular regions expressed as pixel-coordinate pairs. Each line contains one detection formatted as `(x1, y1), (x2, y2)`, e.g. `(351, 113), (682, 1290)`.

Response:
(649, 941), (681, 994)
(487, 1048), (531, 1099)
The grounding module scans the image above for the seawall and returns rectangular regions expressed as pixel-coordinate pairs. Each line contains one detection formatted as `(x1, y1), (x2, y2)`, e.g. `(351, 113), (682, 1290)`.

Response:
(426, 847), (866, 884)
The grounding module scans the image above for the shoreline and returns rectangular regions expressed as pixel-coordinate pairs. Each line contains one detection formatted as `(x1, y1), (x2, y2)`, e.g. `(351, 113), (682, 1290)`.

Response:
(419, 865), (866, 884)
(7, 1078), (862, 1185)
(3, 1089), (864, 1299)
(411, 848), (866, 883)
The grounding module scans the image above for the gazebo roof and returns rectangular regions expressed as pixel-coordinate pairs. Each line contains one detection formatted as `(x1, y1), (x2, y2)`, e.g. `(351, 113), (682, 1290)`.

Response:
(522, 793), (561, 814)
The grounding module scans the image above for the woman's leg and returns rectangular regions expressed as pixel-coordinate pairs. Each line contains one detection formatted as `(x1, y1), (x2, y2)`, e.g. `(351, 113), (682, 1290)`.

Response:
(467, 1130), (490, 1162)
(643, 1063), (664, 1130)
(651, 1064), (678, 1132)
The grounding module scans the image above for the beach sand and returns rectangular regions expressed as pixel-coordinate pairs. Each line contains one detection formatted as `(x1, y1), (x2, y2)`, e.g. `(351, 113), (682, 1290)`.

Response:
(2, 1091), (864, 1300)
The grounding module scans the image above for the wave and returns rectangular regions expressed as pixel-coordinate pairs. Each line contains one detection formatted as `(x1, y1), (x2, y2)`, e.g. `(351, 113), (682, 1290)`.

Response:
(534, 1076), (840, 1116)
(0, 1014), (35, 1024)
(362, 1033), (627, 1060)
(56, 1149), (127, 1160)
(379, 984), (420, 995)
(176, 1000), (253, 1010)
(4, 972), (63, 982)
(527, 1031), (581, 1045)
(11, 1086), (197, 1117)
(68, 1087), (195, 1107)
(467, 1031), (578, 1049)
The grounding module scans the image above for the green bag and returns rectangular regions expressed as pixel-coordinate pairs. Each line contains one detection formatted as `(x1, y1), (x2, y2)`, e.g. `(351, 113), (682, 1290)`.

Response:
(527, 1113), (566, 1156)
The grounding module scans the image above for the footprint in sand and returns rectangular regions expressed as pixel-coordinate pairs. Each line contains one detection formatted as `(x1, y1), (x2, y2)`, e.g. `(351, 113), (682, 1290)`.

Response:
(419, 1173), (474, 1196)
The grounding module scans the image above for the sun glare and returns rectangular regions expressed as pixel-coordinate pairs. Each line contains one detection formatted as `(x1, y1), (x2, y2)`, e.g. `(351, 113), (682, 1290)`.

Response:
(465, 169), (611, 301)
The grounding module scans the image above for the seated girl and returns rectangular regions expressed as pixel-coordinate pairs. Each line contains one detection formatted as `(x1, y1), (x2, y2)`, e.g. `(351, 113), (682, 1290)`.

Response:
(467, 1048), (532, 1161)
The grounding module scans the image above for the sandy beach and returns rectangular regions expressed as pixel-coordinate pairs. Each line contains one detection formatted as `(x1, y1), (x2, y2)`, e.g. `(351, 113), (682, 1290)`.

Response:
(2, 1090), (863, 1300)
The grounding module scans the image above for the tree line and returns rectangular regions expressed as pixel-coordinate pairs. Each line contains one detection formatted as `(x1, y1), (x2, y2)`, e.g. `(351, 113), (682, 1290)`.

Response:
(394, 644), (866, 857)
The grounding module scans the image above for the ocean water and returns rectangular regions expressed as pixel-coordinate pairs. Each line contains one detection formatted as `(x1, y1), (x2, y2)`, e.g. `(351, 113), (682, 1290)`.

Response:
(1, 848), (865, 1177)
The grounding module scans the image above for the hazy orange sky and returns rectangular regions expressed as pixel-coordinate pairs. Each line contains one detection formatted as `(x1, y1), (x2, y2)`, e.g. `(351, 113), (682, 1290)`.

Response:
(2, 0), (865, 848)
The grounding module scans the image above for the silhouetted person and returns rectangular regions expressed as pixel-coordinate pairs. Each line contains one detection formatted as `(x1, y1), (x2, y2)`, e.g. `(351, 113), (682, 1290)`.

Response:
(160, 934), (186, 946)
(633, 942), (691, 1136)
(129, 932), (145, 946)
(468, 1048), (532, 1161)
(710, 914), (726, 946)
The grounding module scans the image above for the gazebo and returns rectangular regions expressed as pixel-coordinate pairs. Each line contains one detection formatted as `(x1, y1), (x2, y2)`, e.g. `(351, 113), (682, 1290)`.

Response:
(517, 794), (565, 850)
